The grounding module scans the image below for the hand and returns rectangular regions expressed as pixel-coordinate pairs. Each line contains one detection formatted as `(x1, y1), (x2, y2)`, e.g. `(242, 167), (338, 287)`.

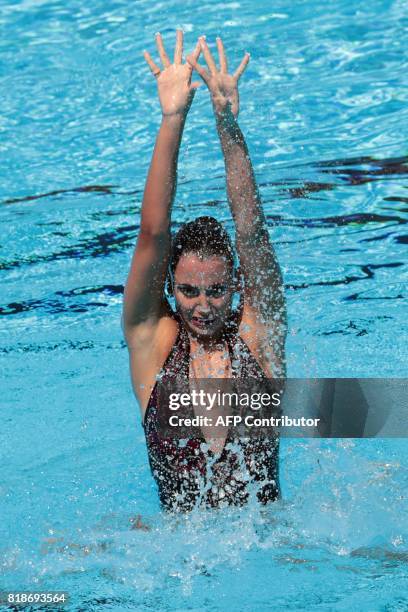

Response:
(186, 36), (250, 119)
(143, 30), (202, 118)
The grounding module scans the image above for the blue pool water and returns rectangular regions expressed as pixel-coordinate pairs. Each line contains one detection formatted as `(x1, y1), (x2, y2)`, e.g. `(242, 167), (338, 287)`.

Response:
(0, 0), (407, 609)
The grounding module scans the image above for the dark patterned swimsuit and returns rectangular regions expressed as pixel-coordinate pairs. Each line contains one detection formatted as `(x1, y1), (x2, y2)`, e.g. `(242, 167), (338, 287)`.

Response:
(143, 315), (280, 512)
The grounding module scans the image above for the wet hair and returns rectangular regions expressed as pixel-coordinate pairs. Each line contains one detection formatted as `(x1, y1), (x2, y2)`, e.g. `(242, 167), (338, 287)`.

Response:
(169, 216), (235, 277)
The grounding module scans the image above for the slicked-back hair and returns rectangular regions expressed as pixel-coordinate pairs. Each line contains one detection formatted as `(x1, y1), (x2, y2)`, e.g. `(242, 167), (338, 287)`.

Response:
(169, 216), (235, 277)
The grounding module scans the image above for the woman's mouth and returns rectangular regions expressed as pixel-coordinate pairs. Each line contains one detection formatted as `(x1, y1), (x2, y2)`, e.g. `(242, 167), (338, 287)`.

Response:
(191, 316), (216, 329)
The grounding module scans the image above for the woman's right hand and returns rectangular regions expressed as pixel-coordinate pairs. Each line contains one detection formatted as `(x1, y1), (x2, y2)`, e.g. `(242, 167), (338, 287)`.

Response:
(143, 30), (202, 118)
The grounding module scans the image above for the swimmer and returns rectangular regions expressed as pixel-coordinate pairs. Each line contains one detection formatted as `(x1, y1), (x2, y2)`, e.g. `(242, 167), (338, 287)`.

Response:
(122, 31), (287, 511)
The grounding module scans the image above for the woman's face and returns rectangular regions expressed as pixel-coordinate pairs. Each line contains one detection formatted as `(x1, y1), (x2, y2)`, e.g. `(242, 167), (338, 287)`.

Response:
(173, 252), (235, 339)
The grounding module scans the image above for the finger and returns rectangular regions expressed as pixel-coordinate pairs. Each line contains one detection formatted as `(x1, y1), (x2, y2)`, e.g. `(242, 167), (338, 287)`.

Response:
(186, 40), (201, 75)
(190, 40), (202, 63)
(155, 32), (171, 68)
(143, 50), (161, 77)
(186, 54), (209, 84)
(233, 52), (250, 80)
(216, 36), (228, 73)
(174, 29), (183, 64)
(199, 36), (217, 75)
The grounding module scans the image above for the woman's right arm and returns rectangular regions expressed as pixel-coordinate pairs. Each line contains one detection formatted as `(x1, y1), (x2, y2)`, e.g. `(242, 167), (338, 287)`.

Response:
(123, 113), (184, 336)
(122, 31), (201, 346)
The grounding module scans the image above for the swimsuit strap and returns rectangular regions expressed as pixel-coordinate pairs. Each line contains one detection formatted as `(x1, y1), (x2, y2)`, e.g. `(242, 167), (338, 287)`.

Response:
(170, 307), (266, 380)
(149, 308), (267, 390)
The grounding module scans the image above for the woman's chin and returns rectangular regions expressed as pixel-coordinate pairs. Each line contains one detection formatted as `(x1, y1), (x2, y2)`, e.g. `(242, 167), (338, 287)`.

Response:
(188, 319), (222, 338)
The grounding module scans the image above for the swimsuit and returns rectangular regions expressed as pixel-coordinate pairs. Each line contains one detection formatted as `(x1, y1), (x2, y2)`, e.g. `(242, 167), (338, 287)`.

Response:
(143, 313), (280, 512)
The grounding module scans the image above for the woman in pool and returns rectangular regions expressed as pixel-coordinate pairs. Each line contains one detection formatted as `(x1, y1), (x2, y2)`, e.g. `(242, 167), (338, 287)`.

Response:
(123, 31), (287, 511)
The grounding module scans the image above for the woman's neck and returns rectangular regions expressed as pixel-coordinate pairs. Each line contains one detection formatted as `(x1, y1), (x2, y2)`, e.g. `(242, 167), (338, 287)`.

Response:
(188, 332), (227, 354)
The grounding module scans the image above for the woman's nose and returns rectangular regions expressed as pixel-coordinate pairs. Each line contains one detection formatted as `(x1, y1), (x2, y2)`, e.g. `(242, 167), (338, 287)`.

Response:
(196, 292), (211, 312)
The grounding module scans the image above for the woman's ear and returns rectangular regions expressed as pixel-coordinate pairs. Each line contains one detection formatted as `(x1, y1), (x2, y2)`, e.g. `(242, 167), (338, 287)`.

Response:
(166, 273), (174, 296)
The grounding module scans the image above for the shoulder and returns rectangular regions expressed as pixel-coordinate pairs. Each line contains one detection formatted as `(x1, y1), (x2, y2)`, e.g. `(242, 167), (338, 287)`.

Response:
(123, 297), (176, 347)
(237, 303), (286, 378)
(124, 312), (178, 351)
(124, 307), (180, 414)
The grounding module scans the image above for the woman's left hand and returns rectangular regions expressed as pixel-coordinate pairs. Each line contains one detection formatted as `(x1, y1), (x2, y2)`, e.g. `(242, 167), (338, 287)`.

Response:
(144, 30), (202, 118)
(186, 36), (250, 119)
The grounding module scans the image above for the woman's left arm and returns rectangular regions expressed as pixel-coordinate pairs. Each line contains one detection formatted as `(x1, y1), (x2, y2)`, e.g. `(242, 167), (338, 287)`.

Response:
(187, 37), (287, 376)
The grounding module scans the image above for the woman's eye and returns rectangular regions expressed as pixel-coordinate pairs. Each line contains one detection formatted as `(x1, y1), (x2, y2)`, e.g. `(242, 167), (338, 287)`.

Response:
(207, 285), (227, 298)
(179, 286), (199, 298)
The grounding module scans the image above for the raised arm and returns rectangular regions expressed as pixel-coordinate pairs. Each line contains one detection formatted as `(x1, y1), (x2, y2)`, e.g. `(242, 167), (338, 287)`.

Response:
(187, 37), (287, 376)
(123, 31), (201, 342)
